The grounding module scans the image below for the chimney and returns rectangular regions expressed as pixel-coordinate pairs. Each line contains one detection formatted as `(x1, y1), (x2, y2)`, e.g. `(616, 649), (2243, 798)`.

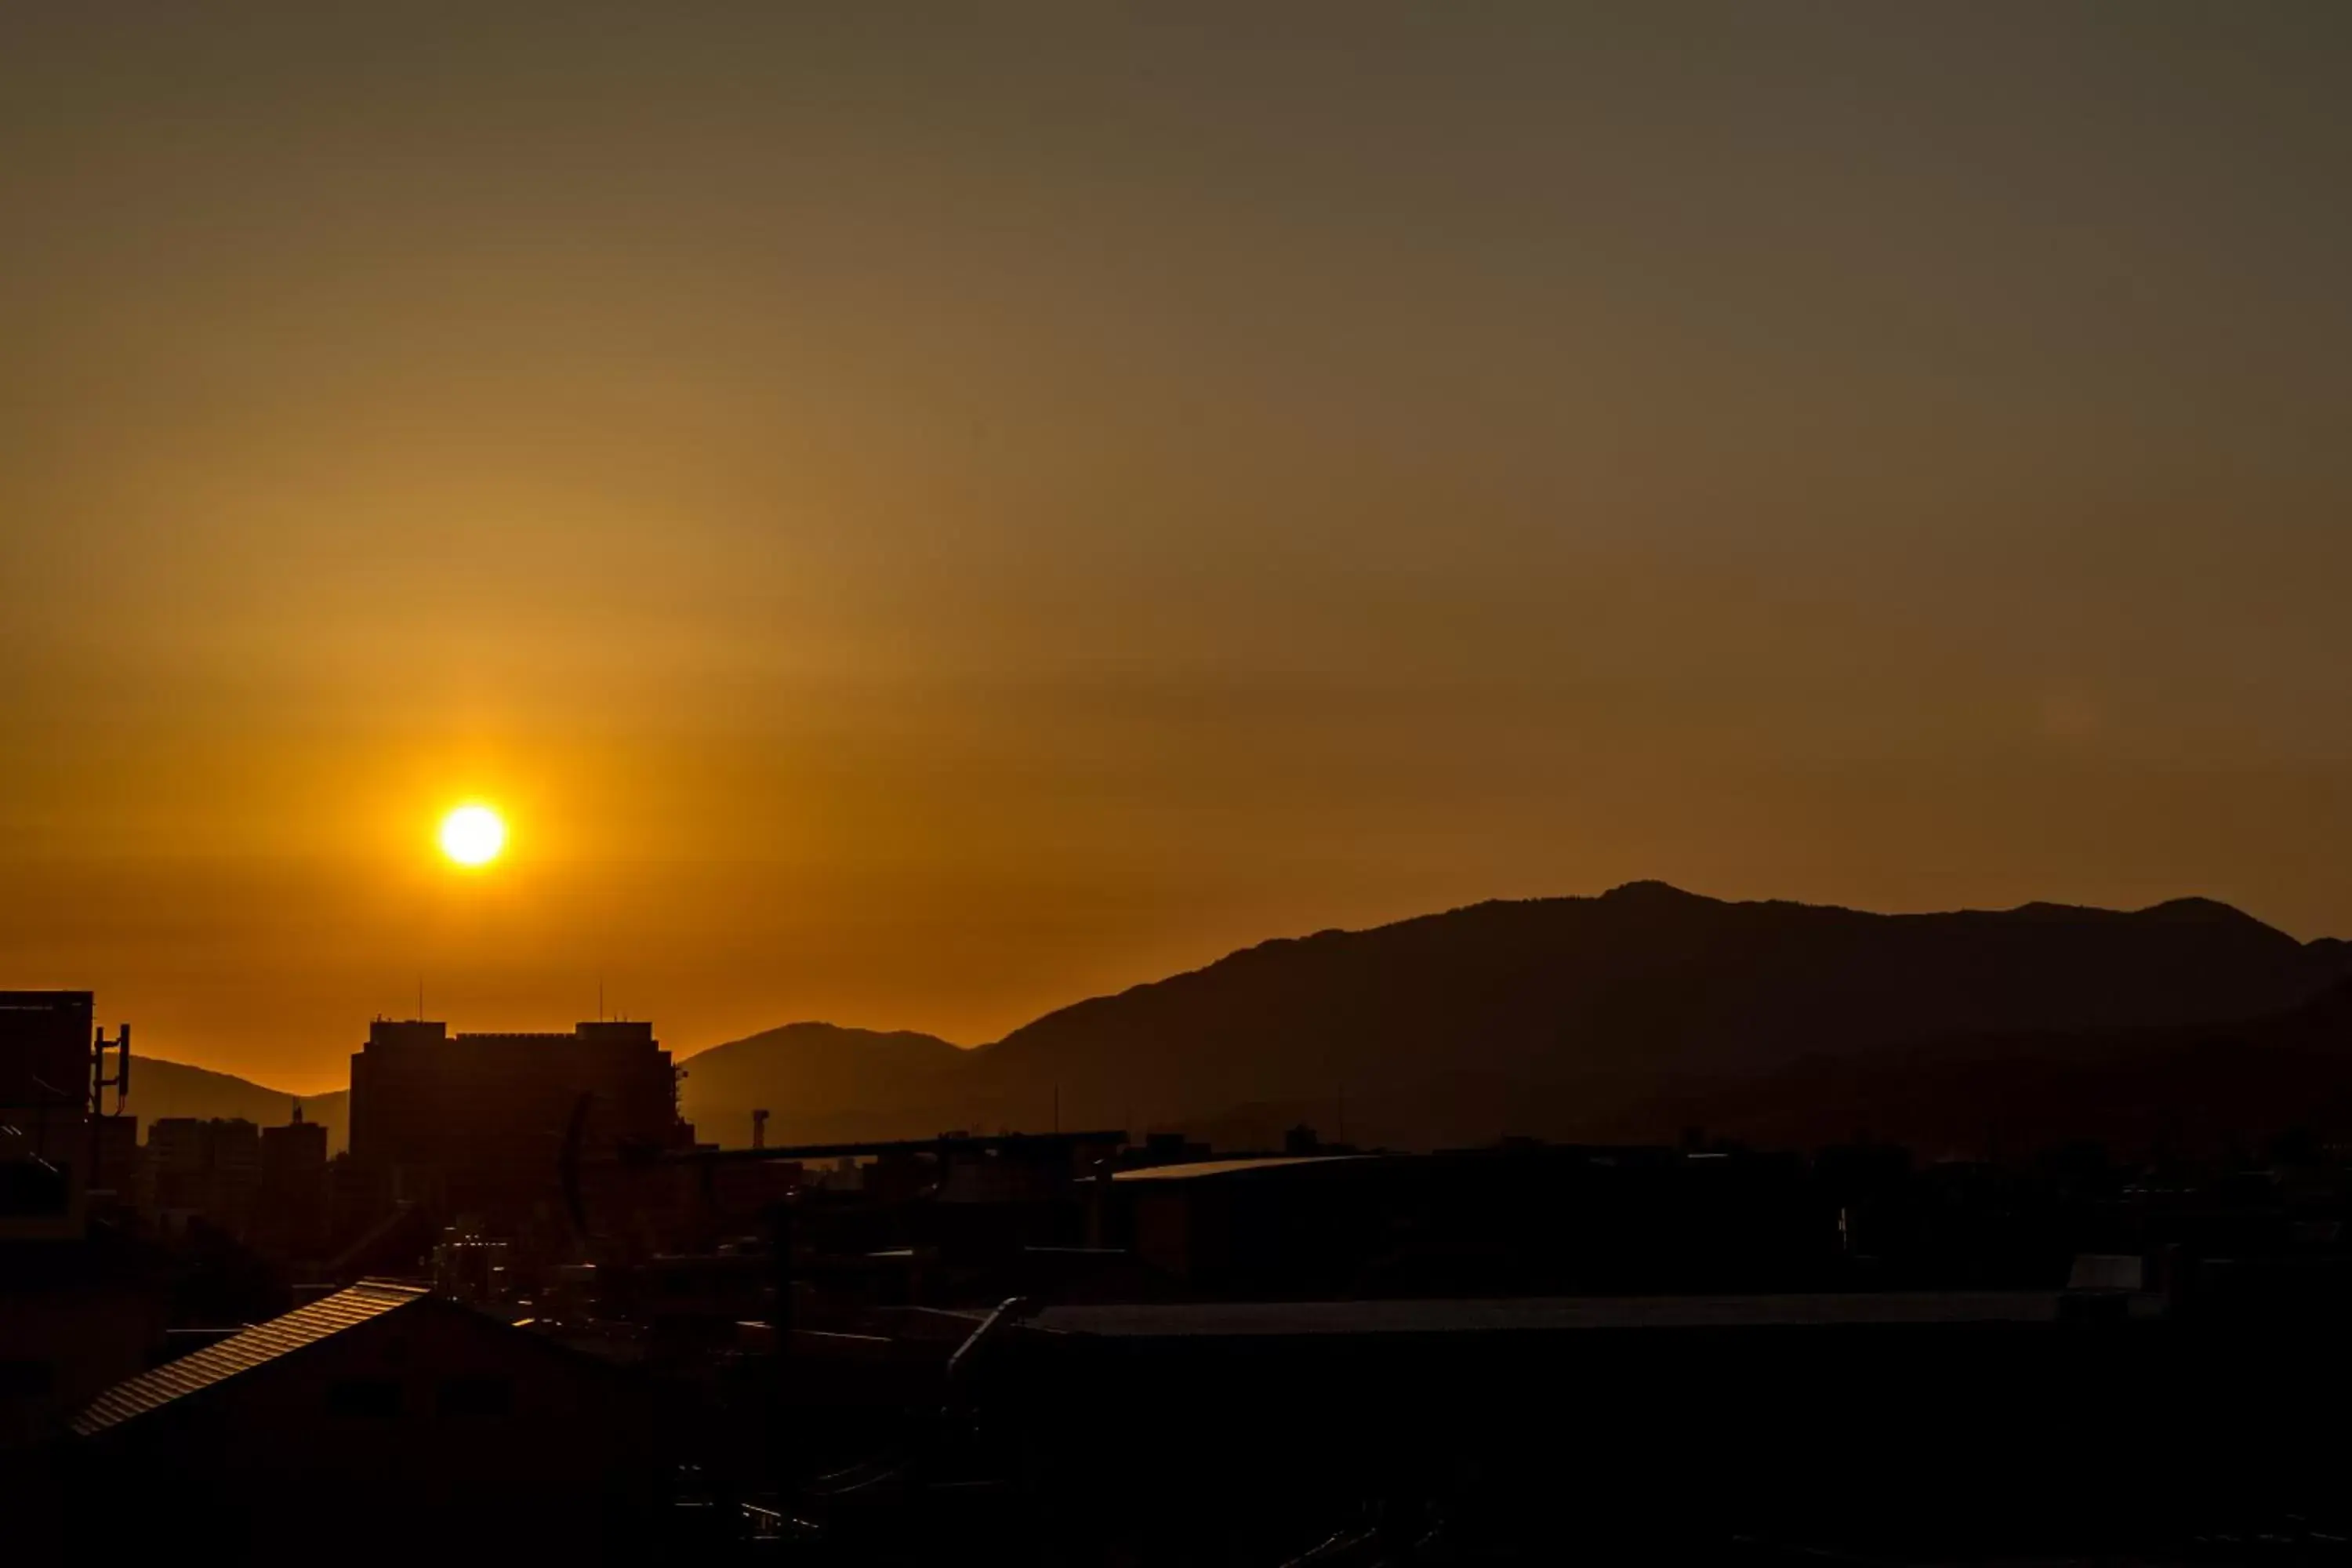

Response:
(751, 1109), (769, 1151)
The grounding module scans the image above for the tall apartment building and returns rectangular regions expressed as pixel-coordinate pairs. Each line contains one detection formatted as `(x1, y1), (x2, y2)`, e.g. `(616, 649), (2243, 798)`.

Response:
(347, 1018), (689, 1218)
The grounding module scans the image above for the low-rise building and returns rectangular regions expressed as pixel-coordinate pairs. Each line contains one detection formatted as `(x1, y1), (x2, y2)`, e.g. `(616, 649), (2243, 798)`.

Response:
(70, 1279), (659, 1564)
(143, 1116), (262, 1238)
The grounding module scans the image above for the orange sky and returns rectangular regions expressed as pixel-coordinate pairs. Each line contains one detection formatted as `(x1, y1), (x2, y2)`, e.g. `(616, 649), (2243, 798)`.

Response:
(4, 5), (2350, 1090)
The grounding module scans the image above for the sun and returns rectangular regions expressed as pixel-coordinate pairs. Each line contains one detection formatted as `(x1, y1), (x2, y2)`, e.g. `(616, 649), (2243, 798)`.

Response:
(437, 803), (507, 868)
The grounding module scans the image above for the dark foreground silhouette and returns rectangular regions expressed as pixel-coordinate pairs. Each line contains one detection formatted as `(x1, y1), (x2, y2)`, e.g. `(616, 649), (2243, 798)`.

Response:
(14, 874), (2352, 1565)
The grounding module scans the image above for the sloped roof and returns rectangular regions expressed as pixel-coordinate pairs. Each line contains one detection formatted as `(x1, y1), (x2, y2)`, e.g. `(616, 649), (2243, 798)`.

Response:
(72, 1279), (427, 1437)
(1109, 1156), (1369, 1182)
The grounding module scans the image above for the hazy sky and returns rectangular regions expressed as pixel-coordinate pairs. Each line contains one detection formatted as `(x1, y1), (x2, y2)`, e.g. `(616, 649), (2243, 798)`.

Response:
(5, 3), (2350, 1088)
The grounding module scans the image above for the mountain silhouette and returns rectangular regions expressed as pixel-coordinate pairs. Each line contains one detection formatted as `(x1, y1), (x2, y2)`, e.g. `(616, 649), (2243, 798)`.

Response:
(116, 1058), (348, 1153)
(677, 1022), (965, 1148)
(678, 884), (2352, 1151)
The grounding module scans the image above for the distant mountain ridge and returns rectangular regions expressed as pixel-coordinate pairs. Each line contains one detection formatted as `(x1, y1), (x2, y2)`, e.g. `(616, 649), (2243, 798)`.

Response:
(677, 1022), (963, 1148)
(678, 884), (2352, 1152)
(131, 885), (2352, 1160)
(114, 1058), (349, 1154)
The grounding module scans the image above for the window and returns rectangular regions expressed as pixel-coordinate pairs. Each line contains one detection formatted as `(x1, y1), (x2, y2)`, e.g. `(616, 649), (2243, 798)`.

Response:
(437, 1374), (514, 1417)
(325, 1377), (401, 1418)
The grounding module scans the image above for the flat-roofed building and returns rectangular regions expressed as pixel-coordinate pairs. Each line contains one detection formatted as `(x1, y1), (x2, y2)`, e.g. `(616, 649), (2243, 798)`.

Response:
(348, 1018), (689, 1219)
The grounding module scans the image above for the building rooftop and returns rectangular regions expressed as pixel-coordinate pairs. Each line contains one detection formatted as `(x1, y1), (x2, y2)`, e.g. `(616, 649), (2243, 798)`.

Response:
(1110, 1155), (1371, 1183)
(361, 1019), (660, 1047)
(1022, 1292), (2062, 1338)
(71, 1279), (426, 1436)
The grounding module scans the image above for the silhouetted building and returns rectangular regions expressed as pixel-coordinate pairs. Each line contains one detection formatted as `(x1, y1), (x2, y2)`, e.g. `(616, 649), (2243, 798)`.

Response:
(431, 1225), (514, 1302)
(1105, 1154), (1380, 1287)
(1, 993), (96, 1242)
(143, 1116), (203, 1214)
(210, 1119), (259, 1236)
(0, 995), (151, 1567)
(0, 990), (92, 1113)
(85, 1116), (139, 1210)
(0, 1236), (165, 1461)
(348, 1018), (689, 1218)
(253, 1105), (328, 1260)
(68, 1279), (658, 1565)
(143, 1116), (261, 1238)
(1091, 1143), (1830, 1296)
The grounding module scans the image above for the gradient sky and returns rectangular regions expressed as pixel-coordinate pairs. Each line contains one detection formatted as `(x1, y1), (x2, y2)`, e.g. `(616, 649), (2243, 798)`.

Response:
(5, 4), (2350, 1089)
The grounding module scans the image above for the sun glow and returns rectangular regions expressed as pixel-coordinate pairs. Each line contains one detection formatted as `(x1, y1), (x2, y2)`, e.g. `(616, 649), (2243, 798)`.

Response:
(437, 804), (507, 868)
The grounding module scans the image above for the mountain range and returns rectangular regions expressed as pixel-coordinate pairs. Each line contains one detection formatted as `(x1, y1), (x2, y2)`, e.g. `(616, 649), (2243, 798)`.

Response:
(680, 883), (2352, 1152)
(126, 884), (2352, 1159)
(114, 1057), (350, 1153)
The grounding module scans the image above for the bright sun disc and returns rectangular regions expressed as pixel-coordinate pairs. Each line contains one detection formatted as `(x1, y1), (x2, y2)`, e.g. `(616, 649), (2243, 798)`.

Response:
(437, 804), (506, 867)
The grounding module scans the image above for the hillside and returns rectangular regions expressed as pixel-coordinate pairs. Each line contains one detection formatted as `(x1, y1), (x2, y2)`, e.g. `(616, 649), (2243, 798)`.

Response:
(682, 884), (2352, 1150)
(677, 1022), (966, 1147)
(115, 1058), (349, 1154)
